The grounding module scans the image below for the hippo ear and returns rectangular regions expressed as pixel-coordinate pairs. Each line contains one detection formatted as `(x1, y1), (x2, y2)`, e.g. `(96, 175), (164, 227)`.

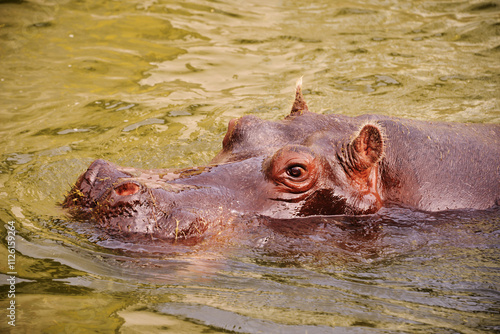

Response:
(289, 77), (310, 116)
(349, 123), (384, 172)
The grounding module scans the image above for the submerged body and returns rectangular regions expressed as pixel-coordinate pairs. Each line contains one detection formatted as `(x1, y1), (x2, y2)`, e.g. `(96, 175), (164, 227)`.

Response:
(64, 82), (500, 240)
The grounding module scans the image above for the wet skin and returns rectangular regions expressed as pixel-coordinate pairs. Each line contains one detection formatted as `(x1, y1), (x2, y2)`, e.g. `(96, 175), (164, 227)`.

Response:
(63, 81), (500, 240)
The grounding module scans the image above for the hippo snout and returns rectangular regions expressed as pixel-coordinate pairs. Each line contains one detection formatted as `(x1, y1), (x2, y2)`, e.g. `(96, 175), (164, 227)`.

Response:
(63, 159), (224, 239)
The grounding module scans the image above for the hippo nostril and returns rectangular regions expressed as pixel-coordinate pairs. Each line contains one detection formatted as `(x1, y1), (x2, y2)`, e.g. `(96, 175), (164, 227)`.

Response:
(114, 182), (141, 196)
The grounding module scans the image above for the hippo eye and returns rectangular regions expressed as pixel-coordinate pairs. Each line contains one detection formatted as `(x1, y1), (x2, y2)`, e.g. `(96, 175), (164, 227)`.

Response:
(286, 165), (306, 178)
(266, 145), (320, 194)
(114, 182), (140, 196)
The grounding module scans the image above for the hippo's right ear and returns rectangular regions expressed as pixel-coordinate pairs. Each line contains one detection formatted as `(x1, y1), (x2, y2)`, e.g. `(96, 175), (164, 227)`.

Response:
(289, 77), (310, 117)
(348, 123), (384, 173)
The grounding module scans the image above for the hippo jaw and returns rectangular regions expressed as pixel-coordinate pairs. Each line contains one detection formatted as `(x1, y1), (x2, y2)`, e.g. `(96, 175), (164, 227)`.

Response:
(64, 81), (386, 240)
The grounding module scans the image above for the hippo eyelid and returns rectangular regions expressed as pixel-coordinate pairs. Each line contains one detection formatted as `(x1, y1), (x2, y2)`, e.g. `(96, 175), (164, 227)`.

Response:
(113, 181), (142, 196)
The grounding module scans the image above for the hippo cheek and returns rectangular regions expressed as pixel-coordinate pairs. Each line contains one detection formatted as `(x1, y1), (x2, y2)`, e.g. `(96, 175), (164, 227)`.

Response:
(297, 189), (349, 216)
(297, 188), (381, 216)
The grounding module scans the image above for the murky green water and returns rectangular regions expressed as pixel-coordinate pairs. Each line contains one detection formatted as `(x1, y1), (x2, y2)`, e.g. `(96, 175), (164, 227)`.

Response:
(1, 0), (499, 333)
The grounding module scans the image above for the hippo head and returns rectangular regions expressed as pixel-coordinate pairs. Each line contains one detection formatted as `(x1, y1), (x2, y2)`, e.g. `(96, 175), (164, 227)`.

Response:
(63, 80), (385, 240)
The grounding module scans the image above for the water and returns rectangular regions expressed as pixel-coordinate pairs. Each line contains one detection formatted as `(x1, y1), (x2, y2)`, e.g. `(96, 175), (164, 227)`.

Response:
(1, 0), (499, 332)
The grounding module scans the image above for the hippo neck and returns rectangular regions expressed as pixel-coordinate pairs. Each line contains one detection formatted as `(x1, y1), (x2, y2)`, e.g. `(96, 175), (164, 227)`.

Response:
(376, 117), (500, 211)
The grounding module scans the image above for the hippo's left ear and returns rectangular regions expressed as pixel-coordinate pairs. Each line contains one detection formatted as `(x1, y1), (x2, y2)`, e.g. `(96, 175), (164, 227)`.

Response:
(349, 123), (384, 173)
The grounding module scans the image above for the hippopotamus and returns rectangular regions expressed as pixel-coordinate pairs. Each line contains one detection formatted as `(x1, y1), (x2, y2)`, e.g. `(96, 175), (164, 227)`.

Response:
(63, 80), (500, 240)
